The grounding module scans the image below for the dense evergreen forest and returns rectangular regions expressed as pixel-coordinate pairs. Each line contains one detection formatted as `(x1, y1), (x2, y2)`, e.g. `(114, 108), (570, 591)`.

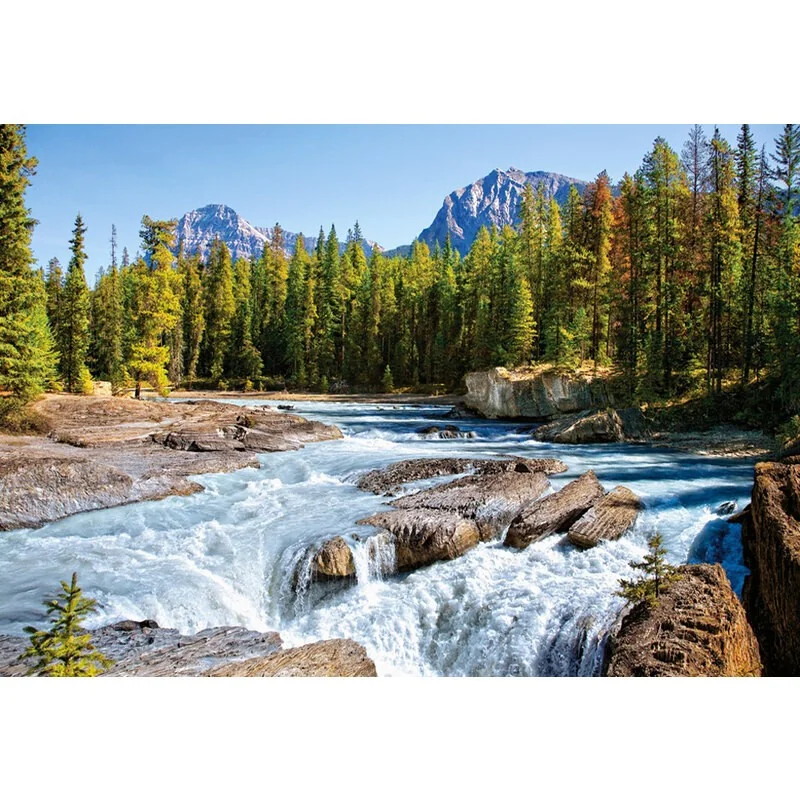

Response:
(2, 123), (799, 429)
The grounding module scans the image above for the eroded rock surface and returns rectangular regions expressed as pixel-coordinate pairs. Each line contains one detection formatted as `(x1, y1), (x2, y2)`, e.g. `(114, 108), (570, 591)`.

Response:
(533, 408), (648, 444)
(0, 620), (376, 677)
(504, 471), (605, 549)
(603, 564), (762, 677)
(567, 486), (643, 549)
(0, 395), (341, 530)
(464, 367), (611, 420)
(355, 456), (566, 495)
(741, 461), (800, 675)
(204, 639), (377, 677)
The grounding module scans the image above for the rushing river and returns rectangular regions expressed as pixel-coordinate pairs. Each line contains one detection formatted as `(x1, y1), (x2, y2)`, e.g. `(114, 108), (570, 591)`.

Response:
(0, 400), (756, 676)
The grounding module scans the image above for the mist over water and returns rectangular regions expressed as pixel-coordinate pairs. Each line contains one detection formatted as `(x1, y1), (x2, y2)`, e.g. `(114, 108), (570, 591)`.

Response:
(0, 400), (756, 676)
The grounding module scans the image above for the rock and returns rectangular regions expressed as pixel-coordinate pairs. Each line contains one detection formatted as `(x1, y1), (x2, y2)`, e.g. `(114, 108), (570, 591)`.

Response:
(443, 402), (475, 420)
(355, 456), (567, 495)
(464, 366), (611, 420)
(566, 486), (642, 549)
(390, 469), (551, 540)
(358, 509), (481, 571)
(602, 564), (762, 677)
(204, 639), (377, 677)
(532, 408), (647, 444)
(92, 381), (113, 396)
(504, 471), (605, 549)
(415, 424), (475, 439)
(715, 500), (738, 516)
(616, 407), (649, 440)
(741, 461), (800, 675)
(0, 621), (377, 677)
(0, 395), (341, 531)
(309, 536), (356, 580)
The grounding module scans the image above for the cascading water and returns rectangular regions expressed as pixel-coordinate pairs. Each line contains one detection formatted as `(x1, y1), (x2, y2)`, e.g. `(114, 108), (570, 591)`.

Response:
(0, 400), (756, 676)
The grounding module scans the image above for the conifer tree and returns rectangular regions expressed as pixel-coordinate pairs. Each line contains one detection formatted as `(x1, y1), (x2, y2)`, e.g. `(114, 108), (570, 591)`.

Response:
(617, 533), (679, 606)
(182, 250), (205, 384)
(0, 124), (58, 402)
(90, 227), (124, 384)
(23, 572), (113, 677)
(59, 214), (92, 392)
(202, 237), (236, 382)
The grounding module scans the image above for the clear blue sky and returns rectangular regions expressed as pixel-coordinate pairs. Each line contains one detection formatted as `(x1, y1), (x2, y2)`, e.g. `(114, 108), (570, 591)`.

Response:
(26, 124), (785, 280)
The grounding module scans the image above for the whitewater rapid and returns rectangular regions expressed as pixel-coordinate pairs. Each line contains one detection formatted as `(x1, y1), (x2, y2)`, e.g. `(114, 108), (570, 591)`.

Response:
(0, 401), (756, 676)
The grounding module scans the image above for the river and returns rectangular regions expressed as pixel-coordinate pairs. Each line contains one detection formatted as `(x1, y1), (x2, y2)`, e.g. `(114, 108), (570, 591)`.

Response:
(0, 400), (756, 676)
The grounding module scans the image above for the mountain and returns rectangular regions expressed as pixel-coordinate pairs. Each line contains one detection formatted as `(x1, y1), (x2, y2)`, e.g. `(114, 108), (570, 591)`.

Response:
(174, 204), (380, 262)
(387, 168), (588, 257)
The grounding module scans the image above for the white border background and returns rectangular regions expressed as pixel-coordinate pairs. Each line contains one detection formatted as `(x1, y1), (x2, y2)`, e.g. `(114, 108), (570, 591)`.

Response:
(2, 1), (798, 797)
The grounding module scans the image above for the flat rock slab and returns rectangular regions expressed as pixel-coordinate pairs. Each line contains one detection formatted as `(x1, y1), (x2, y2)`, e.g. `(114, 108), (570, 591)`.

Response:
(204, 639), (377, 677)
(603, 564), (762, 677)
(0, 621), (377, 677)
(567, 486), (643, 549)
(358, 509), (481, 571)
(356, 456), (566, 495)
(504, 471), (605, 549)
(391, 470), (551, 540)
(0, 394), (341, 530)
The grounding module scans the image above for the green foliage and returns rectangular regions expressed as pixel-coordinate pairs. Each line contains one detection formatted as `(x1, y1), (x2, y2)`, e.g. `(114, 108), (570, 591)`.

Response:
(59, 214), (91, 392)
(0, 124), (58, 400)
(381, 364), (394, 393)
(22, 572), (113, 677)
(617, 533), (680, 607)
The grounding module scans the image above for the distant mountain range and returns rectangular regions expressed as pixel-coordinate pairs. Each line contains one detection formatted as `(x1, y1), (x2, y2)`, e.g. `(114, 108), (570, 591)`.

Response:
(398, 168), (588, 257)
(174, 168), (588, 264)
(174, 204), (380, 262)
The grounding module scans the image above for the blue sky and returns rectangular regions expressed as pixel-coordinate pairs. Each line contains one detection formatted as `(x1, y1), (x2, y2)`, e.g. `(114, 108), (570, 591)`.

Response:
(26, 124), (785, 280)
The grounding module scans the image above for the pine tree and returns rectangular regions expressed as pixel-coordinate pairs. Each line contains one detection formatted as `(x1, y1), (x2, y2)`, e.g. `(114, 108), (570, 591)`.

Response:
(59, 214), (92, 392)
(23, 572), (113, 677)
(90, 227), (124, 385)
(182, 250), (205, 384)
(0, 124), (58, 403)
(617, 533), (680, 606)
(202, 237), (236, 382)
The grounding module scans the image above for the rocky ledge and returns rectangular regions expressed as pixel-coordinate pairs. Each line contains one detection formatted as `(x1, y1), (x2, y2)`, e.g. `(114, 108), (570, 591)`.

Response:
(603, 564), (762, 677)
(0, 619), (376, 677)
(0, 395), (341, 531)
(532, 408), (648, 444)
(464, 366), (611, 420)
(741, 460), (800, 675)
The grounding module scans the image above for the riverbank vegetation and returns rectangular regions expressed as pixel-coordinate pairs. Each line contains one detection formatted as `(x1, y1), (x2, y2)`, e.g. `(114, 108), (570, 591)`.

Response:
(1, 124), (798, 431)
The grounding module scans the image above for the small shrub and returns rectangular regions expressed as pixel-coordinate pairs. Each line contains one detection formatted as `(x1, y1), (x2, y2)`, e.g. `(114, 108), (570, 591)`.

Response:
(617, 533), (680, 607)
(23, 572), (113, 677)
(78, 365), (95, 395)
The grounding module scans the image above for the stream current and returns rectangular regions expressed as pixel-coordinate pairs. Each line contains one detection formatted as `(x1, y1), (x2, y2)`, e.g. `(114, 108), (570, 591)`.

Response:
(0, 400), (756, 676)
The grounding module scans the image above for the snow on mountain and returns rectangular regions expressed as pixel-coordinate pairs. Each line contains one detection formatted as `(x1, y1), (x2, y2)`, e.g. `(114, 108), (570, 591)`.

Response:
(410, 168), (588, 256)
(174, 204), (380, 262)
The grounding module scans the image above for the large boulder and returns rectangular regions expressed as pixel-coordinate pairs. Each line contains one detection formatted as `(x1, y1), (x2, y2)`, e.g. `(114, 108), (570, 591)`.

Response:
(603, 564), (762, 677)
(464, 367), (612, 420)
(567, 486), (642, 549)
(390, 469), (550, 540)
(308, 536), (357, 580)
(358, 509), (481, 571)
(356, 456), (567, 495)
(532, 408), (648, 444)
(504, 471), (605, 549)
(204, 639), (377, 677)
(741, 461), (800, 675)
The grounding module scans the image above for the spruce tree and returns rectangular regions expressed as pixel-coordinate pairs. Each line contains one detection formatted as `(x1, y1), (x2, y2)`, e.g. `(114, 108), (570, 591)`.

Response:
(23, 572), (113, 677)
(59, 214), (92, 392)
(617, 533), (680, 606)
(182, 250), (205, 384)
(0, 124), (58, 403)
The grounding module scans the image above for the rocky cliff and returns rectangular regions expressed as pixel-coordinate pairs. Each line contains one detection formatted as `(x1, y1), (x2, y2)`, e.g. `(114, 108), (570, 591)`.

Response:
(464, 367), (612, 420)
(741, 461), (800, 675)
(603, 564), (762, 677)
(414, 168), (587, 256)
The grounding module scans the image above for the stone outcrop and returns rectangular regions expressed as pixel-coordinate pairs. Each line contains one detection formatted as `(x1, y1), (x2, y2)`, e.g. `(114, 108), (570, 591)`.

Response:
(567, 486), (643, 549)
(504, 471), (605, 549)
(390, 469), (550, 540)
(358, 509), (481, 571)
(741, 461), (800, 675)
(0, 620), (376, 677)
(415, 425), (476, 439)
(603, 564), (762, 677)
(355, 456), (567, 495)
(533, 408), (648, 444)
(464, 367), (611, 420)
(308, 536), (357, 581)
(0, 395), (341, 531)
(204, 639), (377, 677)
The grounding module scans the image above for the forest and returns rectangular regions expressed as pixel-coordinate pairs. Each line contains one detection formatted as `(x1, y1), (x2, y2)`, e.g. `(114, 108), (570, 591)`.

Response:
(2, 124), (799, 429)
